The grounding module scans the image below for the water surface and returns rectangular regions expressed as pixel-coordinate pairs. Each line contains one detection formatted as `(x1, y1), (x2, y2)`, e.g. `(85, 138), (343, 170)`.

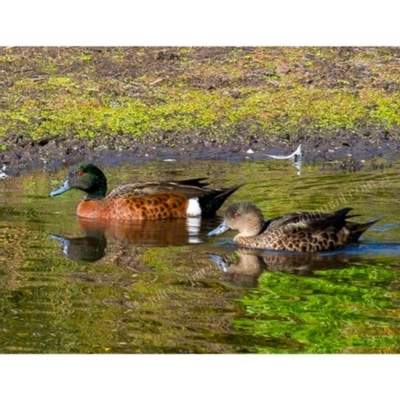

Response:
(1, 156), (400, 353)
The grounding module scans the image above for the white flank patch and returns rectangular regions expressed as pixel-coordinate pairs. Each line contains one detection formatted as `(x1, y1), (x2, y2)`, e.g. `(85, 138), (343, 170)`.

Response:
(186, 198), (202, 217)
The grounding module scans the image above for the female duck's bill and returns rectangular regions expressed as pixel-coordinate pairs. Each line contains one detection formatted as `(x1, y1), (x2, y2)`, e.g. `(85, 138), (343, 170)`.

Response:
(207, 220), (230, 237)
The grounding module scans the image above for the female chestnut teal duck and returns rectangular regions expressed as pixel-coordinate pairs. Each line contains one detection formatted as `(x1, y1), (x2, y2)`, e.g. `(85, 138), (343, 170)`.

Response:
(207, 202), (378, 252)
(49, 162), (242, 220)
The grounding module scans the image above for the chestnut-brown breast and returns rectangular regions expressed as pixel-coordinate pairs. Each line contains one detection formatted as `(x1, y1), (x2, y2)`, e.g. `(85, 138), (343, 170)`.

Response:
(77, 192), (189, 220)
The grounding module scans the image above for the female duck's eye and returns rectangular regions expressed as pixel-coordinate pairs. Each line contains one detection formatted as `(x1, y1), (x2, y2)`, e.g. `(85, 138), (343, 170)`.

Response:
(233, 212), (240, 218)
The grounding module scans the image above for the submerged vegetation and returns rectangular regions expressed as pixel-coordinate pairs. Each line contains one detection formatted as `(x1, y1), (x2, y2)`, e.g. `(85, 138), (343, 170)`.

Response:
(235, 263), (400, 354)
(1, 47), (400, 150)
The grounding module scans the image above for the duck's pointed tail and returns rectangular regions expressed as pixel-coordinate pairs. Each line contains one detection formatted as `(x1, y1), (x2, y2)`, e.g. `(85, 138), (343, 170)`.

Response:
(199, 184), (244, 218)
(347, 219), (379, 242)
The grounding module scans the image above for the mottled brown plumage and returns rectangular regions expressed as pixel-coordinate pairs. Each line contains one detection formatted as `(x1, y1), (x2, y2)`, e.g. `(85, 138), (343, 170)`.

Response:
(207, 202), (378, 252)
(77, 192), (188, 220)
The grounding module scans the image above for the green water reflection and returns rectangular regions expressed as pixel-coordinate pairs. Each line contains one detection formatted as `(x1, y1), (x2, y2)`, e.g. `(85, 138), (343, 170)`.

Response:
(0, 157), (400, 353)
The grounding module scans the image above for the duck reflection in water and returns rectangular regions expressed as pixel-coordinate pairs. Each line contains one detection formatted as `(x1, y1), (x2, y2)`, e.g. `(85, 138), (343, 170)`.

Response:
(208, 248), (365, 288)
(75, 216), (209, 246)
(50, 231), (107, 262)
(50, 216), (219, 261)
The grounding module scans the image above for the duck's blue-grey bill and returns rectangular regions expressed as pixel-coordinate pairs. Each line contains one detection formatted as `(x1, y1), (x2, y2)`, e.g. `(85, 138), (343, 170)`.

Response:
(49, 179), (71, 197)
(207, 220), (229, 237)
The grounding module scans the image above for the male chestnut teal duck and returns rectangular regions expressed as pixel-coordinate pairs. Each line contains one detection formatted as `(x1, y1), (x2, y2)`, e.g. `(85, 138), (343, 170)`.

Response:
(207, 202), (378, 252)
(49, 162), (242, 220)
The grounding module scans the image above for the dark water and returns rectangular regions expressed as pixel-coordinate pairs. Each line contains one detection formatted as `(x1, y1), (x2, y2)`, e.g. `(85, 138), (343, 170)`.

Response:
(1, 156), (400, 354)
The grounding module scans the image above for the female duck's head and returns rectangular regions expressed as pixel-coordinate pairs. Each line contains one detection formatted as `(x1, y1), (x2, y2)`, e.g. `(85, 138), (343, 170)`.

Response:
(207, 202), (265, 238)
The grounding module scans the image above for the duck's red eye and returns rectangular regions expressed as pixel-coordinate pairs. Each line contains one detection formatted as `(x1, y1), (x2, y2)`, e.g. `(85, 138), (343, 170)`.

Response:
(77, 170), (84, 176)
(233, 212), (241, 218)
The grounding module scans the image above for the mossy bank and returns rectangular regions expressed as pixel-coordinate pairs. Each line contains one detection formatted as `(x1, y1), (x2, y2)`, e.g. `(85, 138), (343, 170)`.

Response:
(1, 47), (400, 172)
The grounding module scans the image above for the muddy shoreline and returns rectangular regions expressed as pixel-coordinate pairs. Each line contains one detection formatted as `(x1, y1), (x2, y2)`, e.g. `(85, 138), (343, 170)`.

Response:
(1, 47), (400, 175)
(1, 126), (399, 176)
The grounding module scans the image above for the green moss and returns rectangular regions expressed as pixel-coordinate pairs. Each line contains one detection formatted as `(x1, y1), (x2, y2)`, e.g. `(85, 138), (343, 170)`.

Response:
(1, 47), (400, 141)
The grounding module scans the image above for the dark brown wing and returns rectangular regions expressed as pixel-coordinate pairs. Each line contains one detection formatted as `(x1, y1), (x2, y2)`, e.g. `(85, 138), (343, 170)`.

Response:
(107, 179), (210, 199)
(265, 207), (354, 234)
(106, 179), (243, 217)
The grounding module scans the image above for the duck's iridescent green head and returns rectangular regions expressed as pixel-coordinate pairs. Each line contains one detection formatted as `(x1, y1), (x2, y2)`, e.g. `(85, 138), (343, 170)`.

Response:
(49, 163), (108, 200)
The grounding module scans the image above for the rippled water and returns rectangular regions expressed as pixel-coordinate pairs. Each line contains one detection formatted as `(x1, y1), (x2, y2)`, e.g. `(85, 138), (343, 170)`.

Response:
(1, 155), (400, 354)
